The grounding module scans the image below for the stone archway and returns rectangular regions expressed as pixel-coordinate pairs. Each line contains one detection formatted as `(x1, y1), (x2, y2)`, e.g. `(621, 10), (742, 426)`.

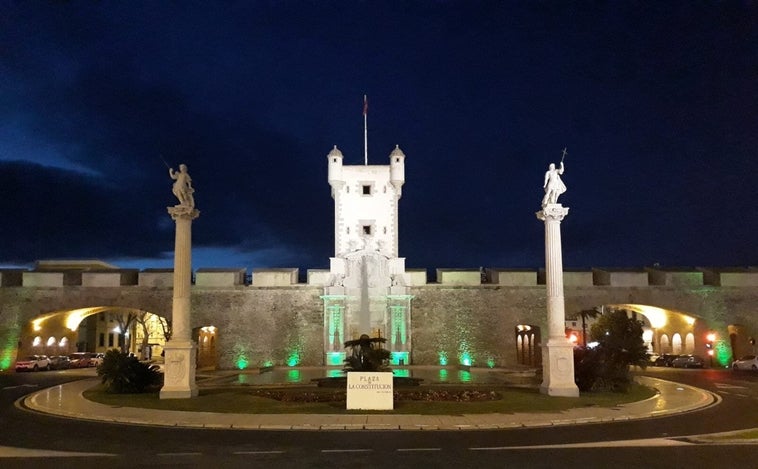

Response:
(515, 324), (541, 367)
(195, 325), (218, 369)
(18, 306), (169, 360)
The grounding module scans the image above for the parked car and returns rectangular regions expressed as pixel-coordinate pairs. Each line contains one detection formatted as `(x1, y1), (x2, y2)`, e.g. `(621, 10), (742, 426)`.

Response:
(654, 354), (680, 367)
(48, 355), (71, 370)
(90, 353), (104, 367)
(732, 355), (758, 371)
(68, 352), (93, 368)
(647, 353), (660, 364)
(671, 354), (705, 368)
(15, 355), (51, 372)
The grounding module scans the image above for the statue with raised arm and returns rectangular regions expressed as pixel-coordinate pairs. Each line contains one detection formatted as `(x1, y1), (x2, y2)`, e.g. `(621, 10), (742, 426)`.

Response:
(169, 164), (195, 209)
(542, 157), (566, 207)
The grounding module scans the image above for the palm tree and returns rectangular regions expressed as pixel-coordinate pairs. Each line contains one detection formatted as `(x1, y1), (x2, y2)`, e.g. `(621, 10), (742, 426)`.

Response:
(578, 307), (601, 347)
(343, 334), (390, 372)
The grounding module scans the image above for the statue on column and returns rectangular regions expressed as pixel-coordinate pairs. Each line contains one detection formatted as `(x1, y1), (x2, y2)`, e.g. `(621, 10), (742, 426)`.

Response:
(542, 150), (567, 206)
(169, 164), (195, 209)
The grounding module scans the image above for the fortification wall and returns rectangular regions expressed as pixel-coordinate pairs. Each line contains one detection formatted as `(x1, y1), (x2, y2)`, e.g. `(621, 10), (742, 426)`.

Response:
(0, 281), (755, 370)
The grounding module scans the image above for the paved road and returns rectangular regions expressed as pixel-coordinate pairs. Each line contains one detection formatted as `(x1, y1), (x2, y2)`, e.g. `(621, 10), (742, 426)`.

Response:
(1, 368), (755, 468)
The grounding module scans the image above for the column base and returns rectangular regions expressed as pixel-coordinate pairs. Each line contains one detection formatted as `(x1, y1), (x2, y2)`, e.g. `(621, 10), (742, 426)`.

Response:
(540, 339), (579, 397)
(160, 340), (198, 399)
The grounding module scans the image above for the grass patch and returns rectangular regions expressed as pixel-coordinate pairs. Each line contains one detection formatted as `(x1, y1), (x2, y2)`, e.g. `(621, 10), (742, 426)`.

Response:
(83, 383), (656, 415)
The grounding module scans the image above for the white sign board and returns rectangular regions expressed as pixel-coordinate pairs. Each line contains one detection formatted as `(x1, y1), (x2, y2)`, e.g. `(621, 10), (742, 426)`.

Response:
(346, 372), (394, 410)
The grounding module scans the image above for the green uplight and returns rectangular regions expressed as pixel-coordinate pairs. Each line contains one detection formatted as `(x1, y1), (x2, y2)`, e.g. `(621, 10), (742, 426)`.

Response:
(393, 369), (410, 378)
(262, 360), (273, 367)
(286, 353), (300, 367)
(438, 351), (448, 366)
(236, 357), (249, 370)
(1, 325), (20, 371)
(486, 357), (496, 368)
(327, 352), (345, 366)
(459, 352), (472, 367)
(715, 341), (731, 367)
(390, 351), (409, 366)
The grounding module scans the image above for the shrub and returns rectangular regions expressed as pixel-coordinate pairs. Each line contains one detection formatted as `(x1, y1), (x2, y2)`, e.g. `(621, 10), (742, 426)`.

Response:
(97, 349), (162, 393)
(574, 309), (649, 393)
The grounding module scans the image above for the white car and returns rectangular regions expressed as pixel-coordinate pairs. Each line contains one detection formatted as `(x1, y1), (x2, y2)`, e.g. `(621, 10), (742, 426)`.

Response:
(15, 355), (51, 372)
(732, 355), (758, 371)
(90, 353), (104, 367)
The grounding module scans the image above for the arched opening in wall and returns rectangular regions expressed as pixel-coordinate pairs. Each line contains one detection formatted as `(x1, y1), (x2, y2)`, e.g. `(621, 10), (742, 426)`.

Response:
(195, 325), (218, 370)
(18, 307), (170, 363)
(514, 325), (541, 367)
(601, 304), (704, 358)
(685, 333), (695, 354)
(672, 333), (682, 354)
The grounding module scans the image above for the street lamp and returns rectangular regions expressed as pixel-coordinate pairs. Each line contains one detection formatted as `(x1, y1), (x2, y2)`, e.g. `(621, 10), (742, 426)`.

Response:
(706, 332), (716, 367)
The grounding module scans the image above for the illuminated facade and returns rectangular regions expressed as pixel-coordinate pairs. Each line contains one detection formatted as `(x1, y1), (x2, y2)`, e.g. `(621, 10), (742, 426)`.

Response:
(323, 145), (413, 365)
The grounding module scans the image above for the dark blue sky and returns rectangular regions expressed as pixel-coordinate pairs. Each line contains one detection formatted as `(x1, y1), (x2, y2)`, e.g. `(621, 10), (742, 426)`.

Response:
(0, 2), (755, 271)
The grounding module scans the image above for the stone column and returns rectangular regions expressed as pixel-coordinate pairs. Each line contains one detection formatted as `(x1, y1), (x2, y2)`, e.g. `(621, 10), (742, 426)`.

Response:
(536, 204), (579, 397)
(160, 205), (200, 399)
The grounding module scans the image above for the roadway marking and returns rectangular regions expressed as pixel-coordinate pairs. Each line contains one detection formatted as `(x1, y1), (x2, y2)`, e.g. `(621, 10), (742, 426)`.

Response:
(321, 449), (373, 453)
(714, 383), (748, 390)
(157, 452), (203, 457)
(397, 448), (442, 452)
(1, 384), (39, 391)
(470, 438), (695, 450)
(0, 445), (115, 458)
(233, 450), (285, 455)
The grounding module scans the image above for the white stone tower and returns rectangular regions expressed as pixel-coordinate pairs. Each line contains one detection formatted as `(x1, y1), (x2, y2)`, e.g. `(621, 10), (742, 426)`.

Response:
(323, 145), (413, 366)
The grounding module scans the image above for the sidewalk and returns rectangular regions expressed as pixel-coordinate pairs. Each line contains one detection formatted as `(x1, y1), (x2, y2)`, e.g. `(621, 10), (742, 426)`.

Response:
(22, 375), (719, 431)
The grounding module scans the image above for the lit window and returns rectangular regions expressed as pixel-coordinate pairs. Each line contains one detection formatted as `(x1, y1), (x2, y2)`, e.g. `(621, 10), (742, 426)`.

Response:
(59, 337), (68, 348)
(47, 337), (56, 346)
(33, 336), (42, 347)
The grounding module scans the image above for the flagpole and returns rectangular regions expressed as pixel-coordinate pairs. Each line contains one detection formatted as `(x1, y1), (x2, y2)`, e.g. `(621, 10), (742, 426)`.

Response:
(363, 94), (368, 165)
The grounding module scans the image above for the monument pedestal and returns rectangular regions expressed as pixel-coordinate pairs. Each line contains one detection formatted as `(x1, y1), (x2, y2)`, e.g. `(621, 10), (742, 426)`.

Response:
(537, 203), (579, 397)
(160, 201), (199, 399)
(540, 339), (579, 397)
(159, 340), (198, 399)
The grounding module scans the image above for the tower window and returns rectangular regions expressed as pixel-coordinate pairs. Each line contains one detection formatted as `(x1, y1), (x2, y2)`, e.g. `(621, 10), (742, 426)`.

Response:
(363, 225), (372, 235)
(362, 185), (371, 195)
(395, 158), (400, 163)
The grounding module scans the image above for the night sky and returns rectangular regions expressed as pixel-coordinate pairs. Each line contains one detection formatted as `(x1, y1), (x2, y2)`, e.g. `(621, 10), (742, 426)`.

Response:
(1, 2), (756, 272)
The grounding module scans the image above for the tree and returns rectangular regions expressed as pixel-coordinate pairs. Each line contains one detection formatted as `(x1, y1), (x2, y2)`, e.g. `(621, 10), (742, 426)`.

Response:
(112, 311), (138, 353)
(577, 307), (601, 348)
(575, 308), (649, 392)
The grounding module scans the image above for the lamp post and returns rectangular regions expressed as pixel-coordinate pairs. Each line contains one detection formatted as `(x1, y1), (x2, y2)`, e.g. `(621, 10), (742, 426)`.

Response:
(706, 332), (716, 367)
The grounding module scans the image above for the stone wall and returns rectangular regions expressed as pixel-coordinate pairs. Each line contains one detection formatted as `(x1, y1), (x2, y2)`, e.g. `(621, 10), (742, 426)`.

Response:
(0, 279), (756, 370)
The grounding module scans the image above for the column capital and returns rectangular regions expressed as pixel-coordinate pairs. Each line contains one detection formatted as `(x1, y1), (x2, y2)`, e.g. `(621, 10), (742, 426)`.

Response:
(536, 203), (569, 222)
(167, 205), (200, 221)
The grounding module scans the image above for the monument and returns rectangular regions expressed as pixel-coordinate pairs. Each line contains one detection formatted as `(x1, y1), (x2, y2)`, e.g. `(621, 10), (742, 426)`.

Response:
(322, 145), (413, 366)
(160, 164), (200, 399)
(536, 150), (579, 397)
